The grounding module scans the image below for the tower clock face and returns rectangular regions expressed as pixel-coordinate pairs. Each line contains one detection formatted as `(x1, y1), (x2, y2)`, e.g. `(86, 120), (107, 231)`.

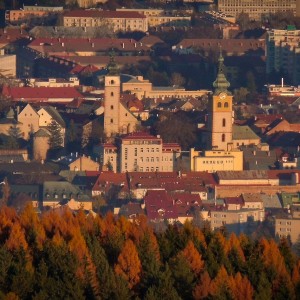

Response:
(219, 92), (227, 99)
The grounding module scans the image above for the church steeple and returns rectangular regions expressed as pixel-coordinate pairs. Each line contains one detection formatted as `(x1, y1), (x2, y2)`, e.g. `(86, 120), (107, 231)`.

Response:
(213, 50), (230, 95)
(106, 49), (120, 76)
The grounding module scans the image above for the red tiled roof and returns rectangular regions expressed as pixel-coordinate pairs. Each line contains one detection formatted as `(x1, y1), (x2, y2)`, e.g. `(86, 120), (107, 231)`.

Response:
(144, 190), (178, 220)
(70, 64), (99, 75)
(176, 38), (265, 54)
(64, 10), (146, 19)
(28, 37), (150, 54)
(121, 131), (161, 141)
(2, 86), (83, 100)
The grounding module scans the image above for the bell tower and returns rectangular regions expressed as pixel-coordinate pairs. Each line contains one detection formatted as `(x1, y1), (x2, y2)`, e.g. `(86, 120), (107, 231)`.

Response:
(104, 51), (121, 138)
(207, 51), (233, 150)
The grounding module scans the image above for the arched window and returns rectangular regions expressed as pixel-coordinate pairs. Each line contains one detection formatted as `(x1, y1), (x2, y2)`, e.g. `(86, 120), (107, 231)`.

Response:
(224, 102), (229, 108)
(110, 105), (114, 109)
(111, 91), (114, 96)
(222, 118), (226, 127)
(110, 80), (115, 84)
(217, 102), (222, 108)
(110, 119), (113, 123)
(222, 134), (225, 142)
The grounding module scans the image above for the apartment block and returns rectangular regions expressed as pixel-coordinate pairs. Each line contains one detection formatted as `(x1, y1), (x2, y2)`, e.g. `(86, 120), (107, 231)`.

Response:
(119, 132), (181, 173)
(266, 28), (300, 85)
(63, 10), (148, 32)
(275, 207), (300, 243)
(218, 0), (298, 21)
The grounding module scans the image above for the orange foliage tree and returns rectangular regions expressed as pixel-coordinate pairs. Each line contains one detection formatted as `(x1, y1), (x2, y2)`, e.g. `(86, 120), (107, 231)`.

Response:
(115, 239), (142, 289)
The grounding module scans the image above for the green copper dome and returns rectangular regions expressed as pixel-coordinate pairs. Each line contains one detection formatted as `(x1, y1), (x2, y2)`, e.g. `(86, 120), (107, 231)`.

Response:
(213, 51), (231, 95)
(106, 49), (120, 76)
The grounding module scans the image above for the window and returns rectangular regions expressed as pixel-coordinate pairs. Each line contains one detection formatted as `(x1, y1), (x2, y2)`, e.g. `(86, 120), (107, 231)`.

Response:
(151, 157), (154, 162)
(134, 148), (137, 156)
(224, 102), (229, 108)
(111, 92), (114, 96)
(222, 134), (225, 142)
(125, 148), (128, 160)
(110, 105), (114, 109)
(110, 80), (115, 84)
(110, 119), (113, 123)
(222, 118), (226, 127)
(217, 102), (222, 108)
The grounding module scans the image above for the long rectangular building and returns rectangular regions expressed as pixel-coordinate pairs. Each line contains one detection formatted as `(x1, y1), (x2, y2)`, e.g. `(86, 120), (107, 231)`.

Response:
(63, 10), (148, 32)
(218, 0), (298, 21)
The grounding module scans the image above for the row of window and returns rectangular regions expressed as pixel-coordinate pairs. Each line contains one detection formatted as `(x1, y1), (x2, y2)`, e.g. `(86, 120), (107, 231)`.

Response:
(203, 160), (233, 164)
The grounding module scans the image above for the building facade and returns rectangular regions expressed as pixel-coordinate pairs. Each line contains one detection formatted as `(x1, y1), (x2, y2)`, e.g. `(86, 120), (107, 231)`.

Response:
(218, 0), (298, 21)
(63, 10), (148, 32)
(266, 28), (300, 85)
(119, 132), (181, 173)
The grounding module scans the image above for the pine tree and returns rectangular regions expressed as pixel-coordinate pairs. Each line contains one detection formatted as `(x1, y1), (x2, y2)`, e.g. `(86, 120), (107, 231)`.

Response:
(47, 120), (63, 149)
(7, 124), (22, 149)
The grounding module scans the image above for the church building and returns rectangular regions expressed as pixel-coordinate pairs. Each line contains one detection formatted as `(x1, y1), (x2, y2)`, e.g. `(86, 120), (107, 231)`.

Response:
(104, 55), (139, 138)
(191, 52), (243, 172)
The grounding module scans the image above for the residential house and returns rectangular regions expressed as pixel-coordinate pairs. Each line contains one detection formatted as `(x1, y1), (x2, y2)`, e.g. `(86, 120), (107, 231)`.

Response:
(38, 106), (66, 146)
(17, 104), (40, 140)
(42, 181), (92, 210)
(57, 154), (100, 171)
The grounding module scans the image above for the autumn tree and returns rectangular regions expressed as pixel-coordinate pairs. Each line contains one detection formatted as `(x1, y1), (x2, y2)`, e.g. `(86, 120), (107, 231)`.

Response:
(115, 239), (142, 289)
(181, 240), (204, 277)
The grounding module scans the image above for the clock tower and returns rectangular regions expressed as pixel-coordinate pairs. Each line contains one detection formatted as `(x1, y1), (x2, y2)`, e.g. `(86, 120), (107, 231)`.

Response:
(207, 51), (233, 150)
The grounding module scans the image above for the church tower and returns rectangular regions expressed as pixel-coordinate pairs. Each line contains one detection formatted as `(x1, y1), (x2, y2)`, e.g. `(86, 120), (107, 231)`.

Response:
(207, 51), (233, 151)
(104, 52), (121, 138)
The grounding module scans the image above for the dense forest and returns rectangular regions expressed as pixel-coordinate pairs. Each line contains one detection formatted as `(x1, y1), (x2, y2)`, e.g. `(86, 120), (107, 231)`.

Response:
(0, 204), (299, 299)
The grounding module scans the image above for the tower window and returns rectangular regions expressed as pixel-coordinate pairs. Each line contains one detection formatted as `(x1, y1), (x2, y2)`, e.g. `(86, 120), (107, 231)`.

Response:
(111, 105), (114, 109)
(224, 102), (229, 108)
(111, 92), (114, 96)
(222, 134), (225, 142)
(222, 118), (226, 127)
(110, 80), (115, 84)
(110, 119), (113, 123)
(217, 102), (222, 108)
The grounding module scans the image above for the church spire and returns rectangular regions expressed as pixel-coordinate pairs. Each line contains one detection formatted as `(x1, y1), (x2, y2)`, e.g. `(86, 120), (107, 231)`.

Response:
(213, 50), (230, 95)
(106, 48), (120, 76)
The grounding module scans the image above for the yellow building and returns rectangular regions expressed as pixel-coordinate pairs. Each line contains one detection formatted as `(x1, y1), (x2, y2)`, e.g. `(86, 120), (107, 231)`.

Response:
(218, 0), (298, 21)
(190, 52), (243, 172)
(190, 148), (243, 172)
(116, 8), (191, 28)
(122, 75), (209, 100)
(63, 10), (148, 32)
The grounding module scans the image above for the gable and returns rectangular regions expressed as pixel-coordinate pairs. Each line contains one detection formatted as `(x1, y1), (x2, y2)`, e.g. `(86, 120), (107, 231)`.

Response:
(18, 104), (38, 118)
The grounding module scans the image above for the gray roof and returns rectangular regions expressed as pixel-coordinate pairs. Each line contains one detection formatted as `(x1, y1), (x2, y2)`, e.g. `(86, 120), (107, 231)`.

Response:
(217, 170), (269, 181)
(260, 194), (282, 208)
(41, 106), (65, 128)
(43, 181), (90, 202)
(233, 125), (260, 140)
(34, 128), (50, 138)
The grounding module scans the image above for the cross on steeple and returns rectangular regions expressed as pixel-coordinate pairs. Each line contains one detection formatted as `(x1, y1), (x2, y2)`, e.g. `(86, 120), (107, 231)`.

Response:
(213, 48), (231, 95)
(107, 48), (120, 76)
